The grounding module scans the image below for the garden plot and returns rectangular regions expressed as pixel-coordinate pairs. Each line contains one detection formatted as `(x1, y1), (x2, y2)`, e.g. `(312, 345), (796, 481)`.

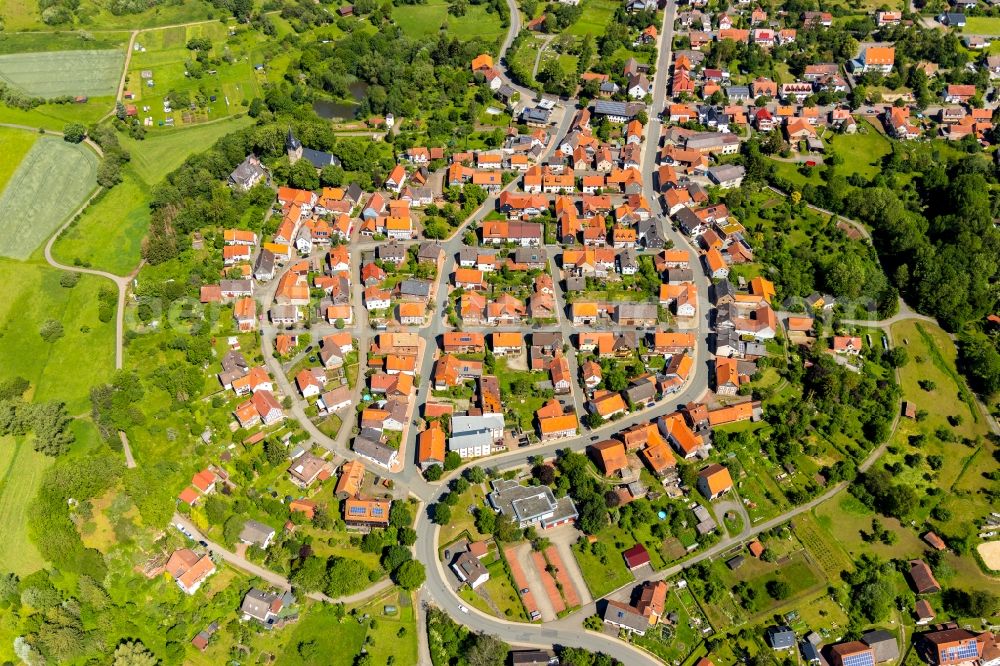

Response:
(0, 49), (124, 97)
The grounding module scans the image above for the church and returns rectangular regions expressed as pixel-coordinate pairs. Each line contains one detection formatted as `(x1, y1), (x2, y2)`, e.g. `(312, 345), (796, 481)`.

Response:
(286, 129), (341, 169)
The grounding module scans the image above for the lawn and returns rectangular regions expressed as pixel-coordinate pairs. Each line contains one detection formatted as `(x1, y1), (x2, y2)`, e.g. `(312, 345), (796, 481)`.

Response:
(824, 120), (892, 179)
(634, 585), (705, 663)
(566, 0), (620, 37)
(439, 484), (487, 546)
(283, 603), (369, 666)
(0, 136), (99, 260)
(813, 493), (926, 562)
(126, 22), (265, 129)
(0, 436), (52, 576)
(572, 530), (635, 598)
(962, 16), (1000, 34)
(52, 165), (149, 276)
(0, 126), (38, 192)
(0, 49), (124, 97)
(121, 114), (255, 184)
(393, 0), (506, 40)
(0, 0), (214, 30)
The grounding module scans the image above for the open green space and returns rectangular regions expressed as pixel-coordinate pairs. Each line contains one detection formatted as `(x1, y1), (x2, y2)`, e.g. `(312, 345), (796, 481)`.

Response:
(566, 0), (619, 37)
(52, 165), (149, 275)
(393, 0), (506, 40)
(0, 135), (98, 259)
(0, 96), (114, 130)
(0, 260), (116, 414)
(962, 16), (1000, 34)
(0, 436), (52, 576)
(126, 22), (264, 128)
(121, 114), (254, 183)
(0, 49), (124, 97)
(771, 120), (891, 188)
(0, 126), (38, 192)
(572, 531), (635, 598)
(0, 30), (130, 54)
(0, 0), (216, 31)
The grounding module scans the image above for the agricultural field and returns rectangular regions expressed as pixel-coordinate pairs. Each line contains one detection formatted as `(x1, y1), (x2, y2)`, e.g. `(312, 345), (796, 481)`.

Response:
(0, 96), (114, 130)
(125, 22), (264, 129)
(52, 166), (149, 276)
(0, 135), (99, 259)
(0, 49), (124, 97)
(393, 0), (506, 40)
(0, 31), (130, 54)
(0, 261), (116, 413)
(0, 126), (38, 191)
(0, 436), (52, 576)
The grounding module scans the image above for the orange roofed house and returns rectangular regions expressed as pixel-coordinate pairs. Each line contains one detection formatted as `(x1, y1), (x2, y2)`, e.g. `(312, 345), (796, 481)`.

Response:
(417, 422), (446, 470)
(697, 463), (733, 500)
(165, 548), (216, 595)
(589, 439), (628, 477)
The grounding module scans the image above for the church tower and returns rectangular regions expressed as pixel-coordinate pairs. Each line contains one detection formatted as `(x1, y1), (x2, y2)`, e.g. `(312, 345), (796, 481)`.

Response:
(286, 128), (303, 164)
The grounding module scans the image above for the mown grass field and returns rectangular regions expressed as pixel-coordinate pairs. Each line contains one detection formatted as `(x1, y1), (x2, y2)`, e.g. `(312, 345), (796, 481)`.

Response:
(122, 114), (254, 183)
(0, 126), (37, 192)
(0, 136), (98, 260)
(52, 166), (149, 276)
(126, 22), (263, 128)
(566, 0), (619, 37)
(0, 49), (124, 97)
(0, 261), (116, 414)
(963, 16), (1000, 35)
(0, 436), (52, 576)
(393, 0), (506, 40)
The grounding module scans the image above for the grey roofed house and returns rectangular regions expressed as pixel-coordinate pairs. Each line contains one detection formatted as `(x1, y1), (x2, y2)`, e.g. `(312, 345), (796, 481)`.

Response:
(497, 84), (517, 102)
(593, 100), (639, 121)
(714, 328), (741, 355)
(220, 279), (253, 295)
(801, 640), (822, 664)
(707, 164), (746, 187)
(458, 247), (482, 265)
(451, 551), (489, 587)
(512, 246), (547, 267)
(239, 519), (276, 548)
(222, 350), (249, 374)
(618, 248), (639, 271)
(712, 278), (735, 303)
(353, 431), (397, 468)
(667, 268), (695, 284)
(626, 380), (657, 405)
(614, 302), (658, 324)
(715, 302), (735, 329)
(727, 85), (751, 99)
(510, 649), (557, 666)
(685, 131), (740, 151)
(417, 242), (443, 263)
(344, 183), (364, 204)
(600, 81), (620, 94)
(674, 207), (703, 235)
(253, 249), (276, 280)
(766, 626), (797, 650)
(399, 278), (432, 300)
(521, 107), (551, 124)
(229, 154), (268, 191)
(602, 599), (649, 635)
(565, 276), (586, 292)
(487, 478), (578, 528)
(638, 219), (665, 247)
(862, 629), (900, 663)
(741, 341), (768, 357)
(378, 241), (407, 263)
(270, 304), (299, 323)
(532, 332), (562, 350)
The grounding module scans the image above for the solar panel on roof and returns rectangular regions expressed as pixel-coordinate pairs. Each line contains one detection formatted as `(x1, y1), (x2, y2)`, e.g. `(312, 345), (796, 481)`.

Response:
(349, 506), (365, 515)
(372, 507), (384, 516)
(842, 652), (874, 666)
(942, 643), (979, 662)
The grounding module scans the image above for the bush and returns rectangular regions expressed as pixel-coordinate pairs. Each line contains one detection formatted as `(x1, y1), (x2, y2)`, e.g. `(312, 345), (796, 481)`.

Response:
(59, 272), (80, 288)
(62, 123), (86, 143)
(39, 319), (64, 343)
